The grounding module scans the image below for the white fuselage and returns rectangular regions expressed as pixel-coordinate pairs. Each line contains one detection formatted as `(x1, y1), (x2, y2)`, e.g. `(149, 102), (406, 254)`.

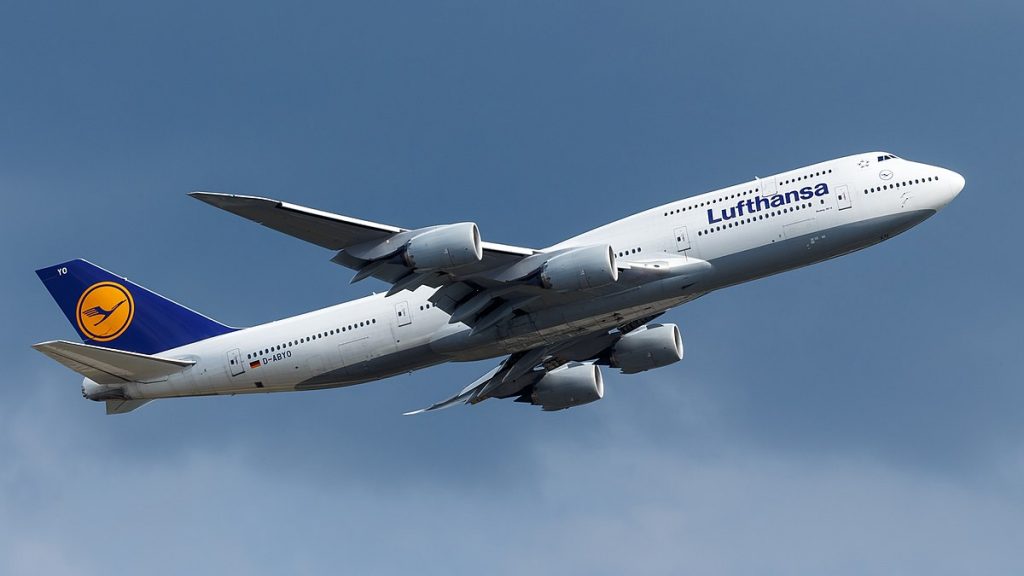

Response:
(85, 152), (963, 402)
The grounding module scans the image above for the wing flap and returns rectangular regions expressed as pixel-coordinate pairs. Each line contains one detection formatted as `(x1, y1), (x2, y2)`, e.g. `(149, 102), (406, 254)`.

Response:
(32, 340), (195, 385)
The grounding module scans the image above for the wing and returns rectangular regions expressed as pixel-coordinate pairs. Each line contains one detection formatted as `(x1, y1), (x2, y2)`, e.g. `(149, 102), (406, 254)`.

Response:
(190, 192), (710, 331)
(189, 192), (402, 250)
(190, 192), (532, 272)
(190, 192), (544, 299)
(405, 315), (662, 414)
(191, 192), (553, 325)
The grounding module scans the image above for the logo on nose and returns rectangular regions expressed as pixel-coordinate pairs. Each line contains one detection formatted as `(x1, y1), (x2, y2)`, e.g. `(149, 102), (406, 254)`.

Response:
(76, 282), (134, 341)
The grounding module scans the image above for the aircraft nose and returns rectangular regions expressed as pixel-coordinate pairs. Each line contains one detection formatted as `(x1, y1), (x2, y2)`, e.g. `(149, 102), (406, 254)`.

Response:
(947, 169), (965, 198)
(931, 167), (964, 209)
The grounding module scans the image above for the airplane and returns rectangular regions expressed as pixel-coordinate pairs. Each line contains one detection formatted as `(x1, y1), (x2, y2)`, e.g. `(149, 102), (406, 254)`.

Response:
(33, 152), (964, 415)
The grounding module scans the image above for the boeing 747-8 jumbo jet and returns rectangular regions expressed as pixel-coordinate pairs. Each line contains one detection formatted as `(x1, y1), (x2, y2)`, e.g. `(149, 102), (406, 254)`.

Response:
(35, 152), (963, 414)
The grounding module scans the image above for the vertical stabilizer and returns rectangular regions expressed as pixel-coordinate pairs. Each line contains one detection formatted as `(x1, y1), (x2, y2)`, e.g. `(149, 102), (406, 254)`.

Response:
(36, 259), (237, 354)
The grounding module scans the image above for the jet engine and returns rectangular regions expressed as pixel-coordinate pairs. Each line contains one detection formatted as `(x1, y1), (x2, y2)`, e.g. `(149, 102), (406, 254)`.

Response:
(523, 363), (604, 411)
(609, 323), (683, 374)
(403, 223), (483, 271)
(540, 244), (618, 291)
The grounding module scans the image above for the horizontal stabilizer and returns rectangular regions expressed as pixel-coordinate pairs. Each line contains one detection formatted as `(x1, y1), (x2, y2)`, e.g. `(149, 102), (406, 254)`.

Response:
(32, 340), (194, 385)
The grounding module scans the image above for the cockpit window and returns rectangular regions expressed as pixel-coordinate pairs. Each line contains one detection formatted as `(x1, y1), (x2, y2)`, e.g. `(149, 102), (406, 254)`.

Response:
(877, 154), (899, 162)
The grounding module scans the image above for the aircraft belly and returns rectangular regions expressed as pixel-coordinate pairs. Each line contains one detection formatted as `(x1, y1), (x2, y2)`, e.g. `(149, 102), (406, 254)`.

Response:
(705, 209), (935, 288)
(296, 342), (444, 390)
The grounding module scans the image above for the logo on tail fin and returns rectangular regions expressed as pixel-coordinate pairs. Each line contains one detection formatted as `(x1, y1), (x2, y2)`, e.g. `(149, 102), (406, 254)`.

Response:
(76, 282), (134, 342)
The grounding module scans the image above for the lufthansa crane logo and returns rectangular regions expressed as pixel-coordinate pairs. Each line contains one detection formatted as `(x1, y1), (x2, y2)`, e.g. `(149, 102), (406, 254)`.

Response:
(76, 282), (135, 342)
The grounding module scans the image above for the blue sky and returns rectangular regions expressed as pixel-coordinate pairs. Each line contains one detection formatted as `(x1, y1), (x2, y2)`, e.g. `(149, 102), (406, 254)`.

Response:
(3, 1), (1022, 574)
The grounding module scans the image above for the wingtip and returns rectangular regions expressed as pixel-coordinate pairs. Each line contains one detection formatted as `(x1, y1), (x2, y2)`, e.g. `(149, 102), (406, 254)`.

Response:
(188, 191), (281, 209)
(30, 341), (54, 352)
(188, 191), (228, 205)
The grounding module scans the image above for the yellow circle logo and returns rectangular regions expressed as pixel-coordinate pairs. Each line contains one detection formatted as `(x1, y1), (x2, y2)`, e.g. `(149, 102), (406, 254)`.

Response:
(76, 282), (135, 342)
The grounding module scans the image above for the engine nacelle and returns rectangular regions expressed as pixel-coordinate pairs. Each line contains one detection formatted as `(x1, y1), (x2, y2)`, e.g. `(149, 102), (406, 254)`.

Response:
(528, 363), (604, 411)
(540, 244), (618, 291)
(403, 223), (483, 271)
(609, 324), (684, 374)
(81, 378), (126, 401)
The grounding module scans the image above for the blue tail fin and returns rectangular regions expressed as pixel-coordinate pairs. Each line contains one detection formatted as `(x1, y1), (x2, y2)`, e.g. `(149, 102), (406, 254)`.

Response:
(36, 259), (237, 354)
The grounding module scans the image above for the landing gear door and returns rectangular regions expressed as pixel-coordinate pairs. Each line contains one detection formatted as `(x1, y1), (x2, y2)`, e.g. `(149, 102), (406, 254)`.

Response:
(673, 226), (691, 252)
(396, 301), (412, 327)
(836, 185), (852, 210)
(227, 348), (244, 377)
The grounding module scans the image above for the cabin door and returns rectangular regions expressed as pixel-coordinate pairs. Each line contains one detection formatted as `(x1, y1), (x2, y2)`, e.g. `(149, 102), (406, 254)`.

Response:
(836, 185), (852, 210)
(227, 348), (244, 377)
(396, 301), (412, 327)
(674, 226), (691, 252)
